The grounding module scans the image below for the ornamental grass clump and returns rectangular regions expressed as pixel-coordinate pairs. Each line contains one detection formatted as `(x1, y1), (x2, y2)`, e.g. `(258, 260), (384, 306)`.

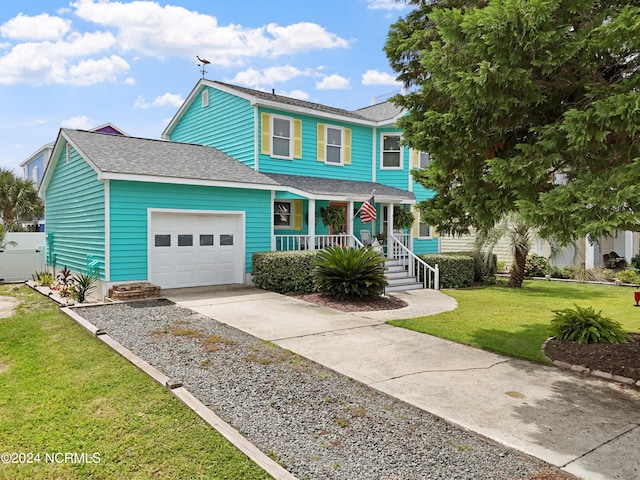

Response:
(313, 246), (387, 300)
(550, 305), (630, 344)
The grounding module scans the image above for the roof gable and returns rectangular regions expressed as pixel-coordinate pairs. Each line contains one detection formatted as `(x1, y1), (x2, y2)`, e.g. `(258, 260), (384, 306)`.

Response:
(40, 129), (280, 195)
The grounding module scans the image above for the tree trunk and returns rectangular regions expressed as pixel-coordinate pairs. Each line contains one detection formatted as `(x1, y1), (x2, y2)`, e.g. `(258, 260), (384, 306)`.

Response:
(508, 249), (527, 288)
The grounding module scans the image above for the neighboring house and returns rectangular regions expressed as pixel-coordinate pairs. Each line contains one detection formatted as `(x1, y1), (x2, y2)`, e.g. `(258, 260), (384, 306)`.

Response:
(440, 229), (640, 269)
(39, 80), (439, 296)
(21, 124), (127, 232)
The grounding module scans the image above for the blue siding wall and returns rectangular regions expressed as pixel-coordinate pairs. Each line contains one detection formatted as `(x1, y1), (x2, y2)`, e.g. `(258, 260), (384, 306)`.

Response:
(45, 145), (105, 278)
(258, 108), (374, 181)
(376, 127), (410, 190)
(169, 86), (256, 168)
(26, 154), (46, 186)
(109, 181), (271, 281)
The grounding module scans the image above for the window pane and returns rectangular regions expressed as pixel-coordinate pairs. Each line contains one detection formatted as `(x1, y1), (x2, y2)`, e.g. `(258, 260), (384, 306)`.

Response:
(327, 127), (341, 146)
(326, 145), (341, 164)
(273, 118), (290, 138)
(383, 152), (400, 167)
(155, 235), (171, 247)
(200, 234), (214, 246)
(383, 135), (400, 151)
(220, 234), (234, 246)
(419, 223), (431, 238)
(178, 234), (193, 247)
(273, 137), (290, 157)
(419, 152), (431, 168)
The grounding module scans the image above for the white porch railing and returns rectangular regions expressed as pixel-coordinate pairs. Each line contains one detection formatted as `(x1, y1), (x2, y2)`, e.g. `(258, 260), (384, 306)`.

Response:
(275, 234), (363, 251)
(389, 233), (439, 289)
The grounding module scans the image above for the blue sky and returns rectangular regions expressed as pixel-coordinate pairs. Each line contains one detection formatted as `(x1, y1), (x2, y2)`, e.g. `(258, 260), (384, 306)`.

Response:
(0, 0), (413, 175)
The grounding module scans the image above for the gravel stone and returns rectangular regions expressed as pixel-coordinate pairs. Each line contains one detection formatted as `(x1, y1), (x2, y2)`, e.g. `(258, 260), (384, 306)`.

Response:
(77, 299), (569, 480)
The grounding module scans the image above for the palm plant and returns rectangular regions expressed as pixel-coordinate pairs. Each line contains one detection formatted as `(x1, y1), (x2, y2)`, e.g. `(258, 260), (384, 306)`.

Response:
(0, 168), (43, 231)
(313, 246), (387, 300)
(475, 212), (532, 288)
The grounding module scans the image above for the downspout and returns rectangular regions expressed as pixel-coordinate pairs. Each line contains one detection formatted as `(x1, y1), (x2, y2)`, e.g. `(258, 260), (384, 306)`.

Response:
(253, 105), (259, 171)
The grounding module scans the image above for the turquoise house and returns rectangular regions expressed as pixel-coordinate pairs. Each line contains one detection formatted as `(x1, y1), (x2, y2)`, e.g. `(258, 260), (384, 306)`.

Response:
(40, 80), (439, 296)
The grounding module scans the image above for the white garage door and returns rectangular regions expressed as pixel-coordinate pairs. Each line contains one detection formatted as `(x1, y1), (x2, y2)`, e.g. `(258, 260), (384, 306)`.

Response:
(149, 211), (244, 289)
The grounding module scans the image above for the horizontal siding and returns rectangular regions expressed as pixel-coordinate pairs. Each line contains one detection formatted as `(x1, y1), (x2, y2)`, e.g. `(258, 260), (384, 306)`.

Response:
(375, 127), (410, 190)
(413, 238), (439, 255)
(109, 180), (271, 282)
(45, 146), (105, 278)
(258, 107), (373, 181)
(169, 86), (255, 168)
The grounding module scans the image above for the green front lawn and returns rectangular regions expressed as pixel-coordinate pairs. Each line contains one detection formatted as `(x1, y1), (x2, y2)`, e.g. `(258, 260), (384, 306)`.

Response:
(0, 285), (271, 480)
(389, 281), (640, 363)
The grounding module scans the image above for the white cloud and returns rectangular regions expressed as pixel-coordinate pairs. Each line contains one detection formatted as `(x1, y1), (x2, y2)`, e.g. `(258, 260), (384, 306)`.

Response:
(61, 115), (94, 129)
(67, 55), (129, 85)
(316, 74), (350, 90)
(0, 13), (71, 41)
(367, 0), (407, 10)
(361, 69), (402, 86)
(0, 31), (118, 85)
(134, 92), (184, 109)
(71, 0), (349, 63)
(229, 65), (307, 87)
(278, 89), (310, 100)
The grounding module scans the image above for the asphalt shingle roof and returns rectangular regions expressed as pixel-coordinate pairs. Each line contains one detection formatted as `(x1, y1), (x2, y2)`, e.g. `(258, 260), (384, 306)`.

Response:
(264, 173), (414, 201)
(355, 102), (404, 122)
(63, 129), (279, 186)
(214, 81), (379, 122)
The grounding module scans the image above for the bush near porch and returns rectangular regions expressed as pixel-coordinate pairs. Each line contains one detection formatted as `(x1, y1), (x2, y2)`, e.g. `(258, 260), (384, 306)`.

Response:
(419, 254), (475, 288)
(252, 250), (319, 294)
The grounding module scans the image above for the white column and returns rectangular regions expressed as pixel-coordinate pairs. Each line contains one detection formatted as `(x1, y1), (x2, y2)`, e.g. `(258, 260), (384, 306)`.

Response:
(308, 199), (316, 250)
(387, 203), (394, 259)
(585, 236), (595, 269)
(625, 230), (634, 263)
(270, 191), (276, 251)
(347, 200), (354, 245)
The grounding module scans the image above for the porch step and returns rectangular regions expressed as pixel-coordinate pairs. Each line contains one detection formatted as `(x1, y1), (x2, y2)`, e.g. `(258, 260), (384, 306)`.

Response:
(384, 259), (424, 292)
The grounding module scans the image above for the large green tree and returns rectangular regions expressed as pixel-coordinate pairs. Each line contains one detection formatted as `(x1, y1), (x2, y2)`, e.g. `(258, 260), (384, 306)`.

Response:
(385, 0), (640, 244)
(0, 168), (43, 231)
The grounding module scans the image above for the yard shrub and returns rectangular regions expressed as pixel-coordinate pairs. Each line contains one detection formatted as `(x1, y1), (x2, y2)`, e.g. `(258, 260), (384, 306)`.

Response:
(524, 254), (548, 277)
(418, 254), (474, 288)
(550, 305), (630, 344)
(547, 265), (572, 279)
(446, 251), (497, 282)
(252, 251), (319, 294)
(313, 246), (386, 300)
(615, 269), (640, 285)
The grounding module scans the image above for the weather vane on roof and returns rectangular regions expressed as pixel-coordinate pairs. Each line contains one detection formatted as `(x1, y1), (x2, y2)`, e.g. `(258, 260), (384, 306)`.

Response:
(196, 56), (210, 78)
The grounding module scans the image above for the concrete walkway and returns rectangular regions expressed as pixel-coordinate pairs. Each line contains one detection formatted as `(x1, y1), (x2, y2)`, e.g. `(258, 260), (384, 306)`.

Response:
(166, 285), (640, 480)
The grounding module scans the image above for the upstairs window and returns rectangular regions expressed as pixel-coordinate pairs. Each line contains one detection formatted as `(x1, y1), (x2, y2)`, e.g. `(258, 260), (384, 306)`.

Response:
(382, 134), (401, 169)
(325, 126), (343, 165)
(272, 115), (292, 159)
(419, 152), (431, 168)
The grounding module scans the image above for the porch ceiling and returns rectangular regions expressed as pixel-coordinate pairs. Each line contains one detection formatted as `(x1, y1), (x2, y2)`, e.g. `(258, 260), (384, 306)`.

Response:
(265, 173), (415, 203)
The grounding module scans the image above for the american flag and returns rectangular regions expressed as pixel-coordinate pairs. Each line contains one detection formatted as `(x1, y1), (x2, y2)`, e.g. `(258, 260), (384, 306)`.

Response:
(359, 196), (377, 223)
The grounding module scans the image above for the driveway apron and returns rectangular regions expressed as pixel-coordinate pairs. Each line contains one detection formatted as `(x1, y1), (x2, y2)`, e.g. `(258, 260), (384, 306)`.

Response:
(166, 285), (640, 480)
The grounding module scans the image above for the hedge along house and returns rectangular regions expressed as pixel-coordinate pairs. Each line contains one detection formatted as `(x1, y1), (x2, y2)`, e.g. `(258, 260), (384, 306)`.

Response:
(40, 79), (440, 296)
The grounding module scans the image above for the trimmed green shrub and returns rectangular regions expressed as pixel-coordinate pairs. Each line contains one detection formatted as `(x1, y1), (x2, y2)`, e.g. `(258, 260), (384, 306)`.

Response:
(616, 269), (640, 285)
(547, 265), (572, 279)
(313, 246), (386, 300)
(418, 254), (474, 288)
(550, 305), (630, 344)
(524, 254), (548, 277)
(252, 251), (319, 294)
(446, 251), (497, 282)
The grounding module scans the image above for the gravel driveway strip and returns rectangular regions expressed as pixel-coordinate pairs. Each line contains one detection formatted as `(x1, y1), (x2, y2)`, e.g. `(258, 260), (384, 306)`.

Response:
(76, 299), (571, 480)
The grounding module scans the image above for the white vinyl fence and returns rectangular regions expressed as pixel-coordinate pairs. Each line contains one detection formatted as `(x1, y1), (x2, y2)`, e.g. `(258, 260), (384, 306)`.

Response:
(0, 232), (47, 283)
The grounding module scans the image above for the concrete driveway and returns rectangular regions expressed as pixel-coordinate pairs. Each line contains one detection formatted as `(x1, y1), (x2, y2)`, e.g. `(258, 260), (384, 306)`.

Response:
(166, 285), (640, 480)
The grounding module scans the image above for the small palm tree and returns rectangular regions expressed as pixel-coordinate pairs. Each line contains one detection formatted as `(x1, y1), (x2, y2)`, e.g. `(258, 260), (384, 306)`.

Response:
(0, 168), (43, 231)
(475, 212), (532, 288)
